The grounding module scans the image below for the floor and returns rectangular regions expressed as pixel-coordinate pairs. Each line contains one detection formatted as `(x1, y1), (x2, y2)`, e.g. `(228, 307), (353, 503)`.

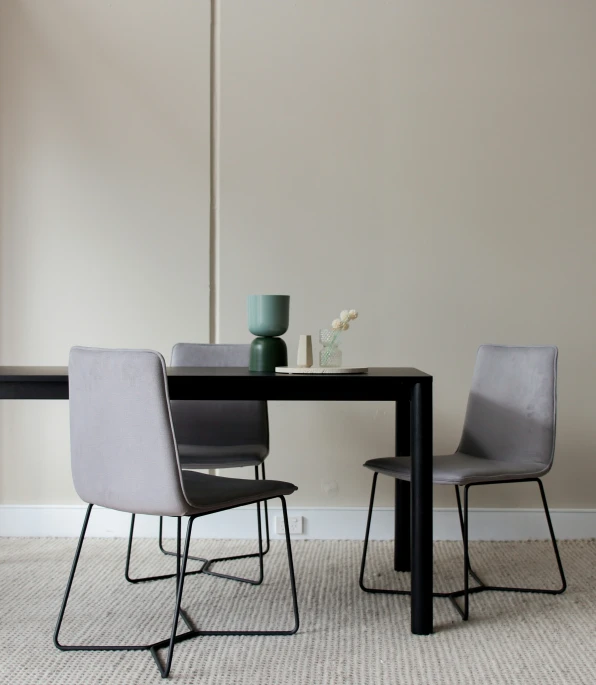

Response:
(1, 536), (595, 684)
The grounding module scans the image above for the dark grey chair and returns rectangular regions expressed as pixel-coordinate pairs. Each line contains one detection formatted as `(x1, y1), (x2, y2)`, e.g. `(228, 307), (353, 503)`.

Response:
(55, 347), (299, 679)
(127, 343), (270, 586)
(359, 345), (566, 620)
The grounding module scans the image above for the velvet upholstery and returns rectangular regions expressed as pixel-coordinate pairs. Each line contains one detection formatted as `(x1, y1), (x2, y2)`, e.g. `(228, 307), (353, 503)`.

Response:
(68, 347), (295, 517)
(170, 343), (269, 469)
(364, 345), (558, 485)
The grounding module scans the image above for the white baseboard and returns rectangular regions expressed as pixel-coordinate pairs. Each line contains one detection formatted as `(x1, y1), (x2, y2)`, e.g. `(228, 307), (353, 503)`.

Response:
(0, 504), (594, 540)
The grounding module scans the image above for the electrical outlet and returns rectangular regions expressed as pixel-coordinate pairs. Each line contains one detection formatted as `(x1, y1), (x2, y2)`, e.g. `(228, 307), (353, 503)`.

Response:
(288, 516), (303, 534)
(275, 515), (303, 535)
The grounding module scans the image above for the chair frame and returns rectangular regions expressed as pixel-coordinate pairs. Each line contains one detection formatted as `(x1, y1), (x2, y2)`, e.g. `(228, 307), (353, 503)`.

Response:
(55, 495), (298, 679)
(126, 342), (271, 586)
(161, 464), (269, 584)
(359, 472), (566, 620)
(126, 463), (271, 586)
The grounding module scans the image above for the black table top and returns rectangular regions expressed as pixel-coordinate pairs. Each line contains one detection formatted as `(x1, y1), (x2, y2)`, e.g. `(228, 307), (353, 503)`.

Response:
(0, 366), (431, 401)
(0, 366), (430, 380)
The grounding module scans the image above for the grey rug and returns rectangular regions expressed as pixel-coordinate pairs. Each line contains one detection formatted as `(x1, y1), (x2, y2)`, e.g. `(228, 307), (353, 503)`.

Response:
(1, 536), (595, 684)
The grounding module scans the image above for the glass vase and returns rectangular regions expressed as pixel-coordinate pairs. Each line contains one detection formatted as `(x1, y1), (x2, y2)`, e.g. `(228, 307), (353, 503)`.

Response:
(319, 328), (342, 368)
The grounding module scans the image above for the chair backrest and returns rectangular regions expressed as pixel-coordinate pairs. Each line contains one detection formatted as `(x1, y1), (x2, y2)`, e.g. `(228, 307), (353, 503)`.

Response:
(170, 343), (269, 451)
(68, 347), (189, 516)
(458, 345), (557, 468)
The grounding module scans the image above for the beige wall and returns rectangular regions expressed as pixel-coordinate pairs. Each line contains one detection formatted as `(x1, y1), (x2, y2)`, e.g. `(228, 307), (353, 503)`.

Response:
(2, 1), (596, 510)
(0, 0), (211, 501)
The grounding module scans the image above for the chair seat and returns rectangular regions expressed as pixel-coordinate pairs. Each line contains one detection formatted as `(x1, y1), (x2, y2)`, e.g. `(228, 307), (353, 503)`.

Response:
(364, 452), (550, 485)
(178, 443), (268, 469)
(181, 469), (296, 515)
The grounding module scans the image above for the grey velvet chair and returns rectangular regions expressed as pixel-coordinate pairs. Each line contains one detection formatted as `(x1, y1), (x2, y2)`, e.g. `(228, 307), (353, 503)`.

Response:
(55, 347), (299, 679)
(127, 343), (270, 586)
(359, 345), (566, 620)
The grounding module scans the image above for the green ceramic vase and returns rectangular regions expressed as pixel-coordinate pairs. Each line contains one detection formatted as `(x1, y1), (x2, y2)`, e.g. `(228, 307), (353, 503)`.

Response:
(247, 295), (290, 337)
(249, 336), (288, 372)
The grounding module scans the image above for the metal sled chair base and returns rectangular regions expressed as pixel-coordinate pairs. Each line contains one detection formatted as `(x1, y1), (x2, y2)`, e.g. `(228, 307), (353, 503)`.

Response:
(128, 464), (271, 586)
(359, 473), (567, 621)
(157, 499), (270, 585)
(55, 497), (299, 679)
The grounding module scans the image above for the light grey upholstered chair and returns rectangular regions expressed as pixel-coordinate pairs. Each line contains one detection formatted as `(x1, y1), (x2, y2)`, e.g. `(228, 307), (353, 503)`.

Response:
(127, 343), (270, 586)
(55, 347), (299, 679)
(359, 345), (566, 621)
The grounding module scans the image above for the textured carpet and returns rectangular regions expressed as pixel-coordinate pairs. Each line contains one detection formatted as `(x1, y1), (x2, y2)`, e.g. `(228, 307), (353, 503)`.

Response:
(1, 536), (595, 684)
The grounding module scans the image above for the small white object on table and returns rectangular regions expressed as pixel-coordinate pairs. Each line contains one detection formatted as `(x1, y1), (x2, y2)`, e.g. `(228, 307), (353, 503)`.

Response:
(275, 366), (368, 374)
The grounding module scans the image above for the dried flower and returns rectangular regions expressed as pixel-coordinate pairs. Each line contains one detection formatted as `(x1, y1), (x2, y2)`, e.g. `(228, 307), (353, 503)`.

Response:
(322, 308), (360, 365)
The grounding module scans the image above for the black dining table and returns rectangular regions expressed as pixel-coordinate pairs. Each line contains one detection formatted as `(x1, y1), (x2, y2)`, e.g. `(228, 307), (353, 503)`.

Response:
(0, 365), (433, 635)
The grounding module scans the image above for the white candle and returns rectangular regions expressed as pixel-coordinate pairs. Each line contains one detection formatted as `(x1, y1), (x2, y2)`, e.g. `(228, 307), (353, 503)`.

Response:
(297, 335), (313, 368)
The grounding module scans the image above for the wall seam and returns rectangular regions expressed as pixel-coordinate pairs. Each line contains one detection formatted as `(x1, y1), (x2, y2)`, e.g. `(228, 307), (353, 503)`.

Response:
(209, 0), (220, 343)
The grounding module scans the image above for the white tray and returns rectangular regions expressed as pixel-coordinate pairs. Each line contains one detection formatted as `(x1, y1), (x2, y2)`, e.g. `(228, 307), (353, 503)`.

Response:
(275, 366), (368, 374)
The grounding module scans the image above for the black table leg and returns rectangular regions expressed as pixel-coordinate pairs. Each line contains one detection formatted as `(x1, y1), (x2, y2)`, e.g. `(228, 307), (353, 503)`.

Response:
(394, 396), (411, 572)
(410, 380), (433, 635)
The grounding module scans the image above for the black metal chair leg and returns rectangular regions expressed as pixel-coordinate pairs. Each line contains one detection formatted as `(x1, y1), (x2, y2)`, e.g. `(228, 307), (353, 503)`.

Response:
(449, 479), (567, 618)
(125, 514), (203, 584)
(359, 473), (378, 592)
(158, 515), (209, 566)
(152, 498), (299, 642)
(359, 474), (456, 600)
(202, 499), (264, 585)
(462, 485), (470, 620)
(445, 485), (480, 620)
(201, 464), (268, 585)
(261, 463), (271, 555)
(123, 460), (283, 589)
(54, 505), (97, 650)
(55, 505), (200, 679)
(280, 496), (300, 634)
(175, 517), (181, 590)
(154, 464), (270, 585)
(537, 479), (567, 593)
(456, 479), (567, 598)
(359, 475), (566, 622)
(151, 517), (196, 678)
(184, 497), (298, 636)
(454, 486), (485, 588)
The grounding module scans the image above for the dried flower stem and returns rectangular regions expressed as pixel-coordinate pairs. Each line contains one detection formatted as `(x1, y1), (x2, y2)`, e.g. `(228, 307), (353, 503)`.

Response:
(321, 310), (358, 366)
(321, 330), (343, 366)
